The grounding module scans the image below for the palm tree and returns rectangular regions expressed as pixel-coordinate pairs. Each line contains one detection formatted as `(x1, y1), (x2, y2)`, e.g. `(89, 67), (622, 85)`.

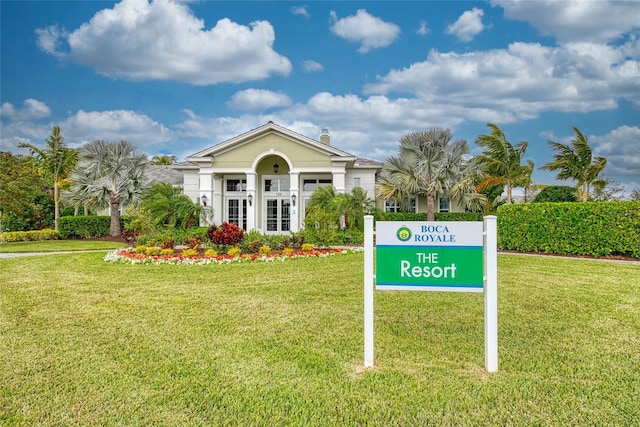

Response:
(68, 140), (149, 236)
(377, 129), (485, 221)
(151, 154), (176, 165)
(307, 184), (338, 213)
(540, 126), (607, 202)
(140, 182), (208, 228)
(335, 187), (376, 230)
(474, 123), (531, 204)
(521, 160), (535, 202)
(18, 126), (78, 231)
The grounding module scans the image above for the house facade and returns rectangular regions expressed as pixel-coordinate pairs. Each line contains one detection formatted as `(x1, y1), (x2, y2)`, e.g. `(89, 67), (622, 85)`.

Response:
(173, 122), (383, 234)
(173, 122), (465, 235)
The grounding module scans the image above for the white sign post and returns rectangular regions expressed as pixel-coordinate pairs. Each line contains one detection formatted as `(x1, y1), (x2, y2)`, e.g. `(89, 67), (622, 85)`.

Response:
(363, 215), (498, 372)
(364, 215), (375, 368)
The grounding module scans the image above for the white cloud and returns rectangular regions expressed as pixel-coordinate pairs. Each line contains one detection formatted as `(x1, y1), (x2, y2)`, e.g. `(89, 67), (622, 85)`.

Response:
(2, 105), (173, 154)
(364, 42), (639, 121)
(492, 0), (640, 43)
(445, 7), (486, 42)
(35, 25), (68, 60)
(0, 99), (51, 121)
(417, 20), (430, 36)
(227, 89), (293, 111)
(58, 109), (175, 149)
(36, 0), (291, 85)
(593, 125), (640, 176)
(291, 5), (310, 19)
(301, 60), (323, 73)
(329, 9), (400, 53)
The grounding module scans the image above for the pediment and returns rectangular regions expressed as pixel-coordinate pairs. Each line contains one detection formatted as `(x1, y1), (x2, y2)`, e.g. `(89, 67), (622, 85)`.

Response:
(186, 122), (356, 164)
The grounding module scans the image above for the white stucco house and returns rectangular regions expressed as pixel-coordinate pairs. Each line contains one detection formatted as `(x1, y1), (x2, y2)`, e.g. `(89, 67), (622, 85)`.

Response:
(173, 121), (383, 235)
(172, 121), (466, 235)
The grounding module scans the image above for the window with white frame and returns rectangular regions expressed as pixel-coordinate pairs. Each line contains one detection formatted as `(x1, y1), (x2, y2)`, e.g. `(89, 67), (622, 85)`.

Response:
(225, 177), (248, 230)
(226, 179), (246, 192)
(302, 178), (332, 192)
(438, 197), (450, 212)
(385, 198), (417, 212)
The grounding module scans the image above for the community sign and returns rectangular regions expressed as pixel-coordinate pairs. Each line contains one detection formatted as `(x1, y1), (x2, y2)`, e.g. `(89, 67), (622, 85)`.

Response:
(375, 221), (484, 292)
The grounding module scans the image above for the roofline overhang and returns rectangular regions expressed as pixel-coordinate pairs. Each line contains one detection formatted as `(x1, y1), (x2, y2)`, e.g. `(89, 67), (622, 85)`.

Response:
(187, 121), (355, 161)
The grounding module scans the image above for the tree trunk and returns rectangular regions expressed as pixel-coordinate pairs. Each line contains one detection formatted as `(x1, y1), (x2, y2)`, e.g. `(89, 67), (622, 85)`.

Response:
(53, 175), (59, 231)
(426, 193), (435, 221)
(506, 179), (512, 204)
(110, 199), (121, 236)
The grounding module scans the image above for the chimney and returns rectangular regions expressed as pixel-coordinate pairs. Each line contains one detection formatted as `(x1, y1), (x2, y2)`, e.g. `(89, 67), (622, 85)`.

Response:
(320, 128), (330, 145)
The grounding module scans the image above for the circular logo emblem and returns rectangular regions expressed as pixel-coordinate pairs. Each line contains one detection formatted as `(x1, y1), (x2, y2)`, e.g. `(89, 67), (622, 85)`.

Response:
(396, 226), (412, 242)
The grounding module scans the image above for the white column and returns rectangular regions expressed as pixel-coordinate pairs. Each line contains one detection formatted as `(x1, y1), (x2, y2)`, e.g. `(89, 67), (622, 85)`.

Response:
(364, 215), (374, 368)
(246, 172), (257, 231)
(212, 175), (223, 225)
(199, 169), (214, 226)
(289, 172), (299, 232)
(332, 171), (346, 193)
(484, 215), (498, 373)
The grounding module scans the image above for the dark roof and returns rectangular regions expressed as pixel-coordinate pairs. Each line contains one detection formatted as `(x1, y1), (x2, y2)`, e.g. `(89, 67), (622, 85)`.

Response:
(145, 165), (183, 186)
(354, 157), (384, 168)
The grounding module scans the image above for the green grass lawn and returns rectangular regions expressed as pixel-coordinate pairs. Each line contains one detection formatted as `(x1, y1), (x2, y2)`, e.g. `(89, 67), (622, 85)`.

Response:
(0, 239), (126, 253)
(1, 252), (639, 425)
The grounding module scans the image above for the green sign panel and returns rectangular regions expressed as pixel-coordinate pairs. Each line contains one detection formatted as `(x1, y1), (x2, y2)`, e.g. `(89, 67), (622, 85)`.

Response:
(376, 221), (484, 292)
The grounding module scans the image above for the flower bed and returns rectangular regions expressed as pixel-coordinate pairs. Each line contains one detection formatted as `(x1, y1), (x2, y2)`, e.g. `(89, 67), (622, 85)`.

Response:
(104, 247), (362, 265)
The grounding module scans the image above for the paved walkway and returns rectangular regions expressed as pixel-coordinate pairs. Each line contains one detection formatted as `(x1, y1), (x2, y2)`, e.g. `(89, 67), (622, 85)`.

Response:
(0, 249), (113, 259)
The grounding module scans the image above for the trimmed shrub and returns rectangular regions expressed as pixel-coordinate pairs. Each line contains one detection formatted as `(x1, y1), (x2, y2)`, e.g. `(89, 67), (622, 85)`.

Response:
(373, 212), (483, 222)
(58, 216), (115, 239)
(497, 201), (640, 258)
(160, 248), (174, 256)
(0, 229), (59, 242)
(532, 186), (577, 203)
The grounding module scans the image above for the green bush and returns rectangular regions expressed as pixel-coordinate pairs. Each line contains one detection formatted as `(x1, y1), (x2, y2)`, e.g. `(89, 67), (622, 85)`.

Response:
(135, 226), (209, 247)
(1, 193), (54, 232)
(532, 186), (577, 203)
(302, 209), (338, 248)
(58, 216), (114, 239)
(373, 212), (483, 222)
(0, 229), (60, 242)
(435, 212), (484, 222)
(497, 201), (640, 258)
(60, 207), (96, 217)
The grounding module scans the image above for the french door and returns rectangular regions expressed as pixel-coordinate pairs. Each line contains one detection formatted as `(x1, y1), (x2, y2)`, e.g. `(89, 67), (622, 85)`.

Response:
(263, 177), (290, 234)
(265, 198), (290, 233)
(226, 198), (247, 230)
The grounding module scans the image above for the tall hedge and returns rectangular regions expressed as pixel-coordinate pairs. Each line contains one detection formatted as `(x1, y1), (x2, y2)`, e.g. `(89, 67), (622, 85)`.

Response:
(58, 216), (122, 239)
(497, 201), (640, 258)
(374, 212), (483, 222)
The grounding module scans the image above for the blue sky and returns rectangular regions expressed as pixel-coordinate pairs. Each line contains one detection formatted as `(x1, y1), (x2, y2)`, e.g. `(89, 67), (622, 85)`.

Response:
(1, 0), (639, 194)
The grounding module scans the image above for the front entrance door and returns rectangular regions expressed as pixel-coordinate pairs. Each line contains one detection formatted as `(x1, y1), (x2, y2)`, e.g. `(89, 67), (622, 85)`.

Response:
(263, 177), (290, 234)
